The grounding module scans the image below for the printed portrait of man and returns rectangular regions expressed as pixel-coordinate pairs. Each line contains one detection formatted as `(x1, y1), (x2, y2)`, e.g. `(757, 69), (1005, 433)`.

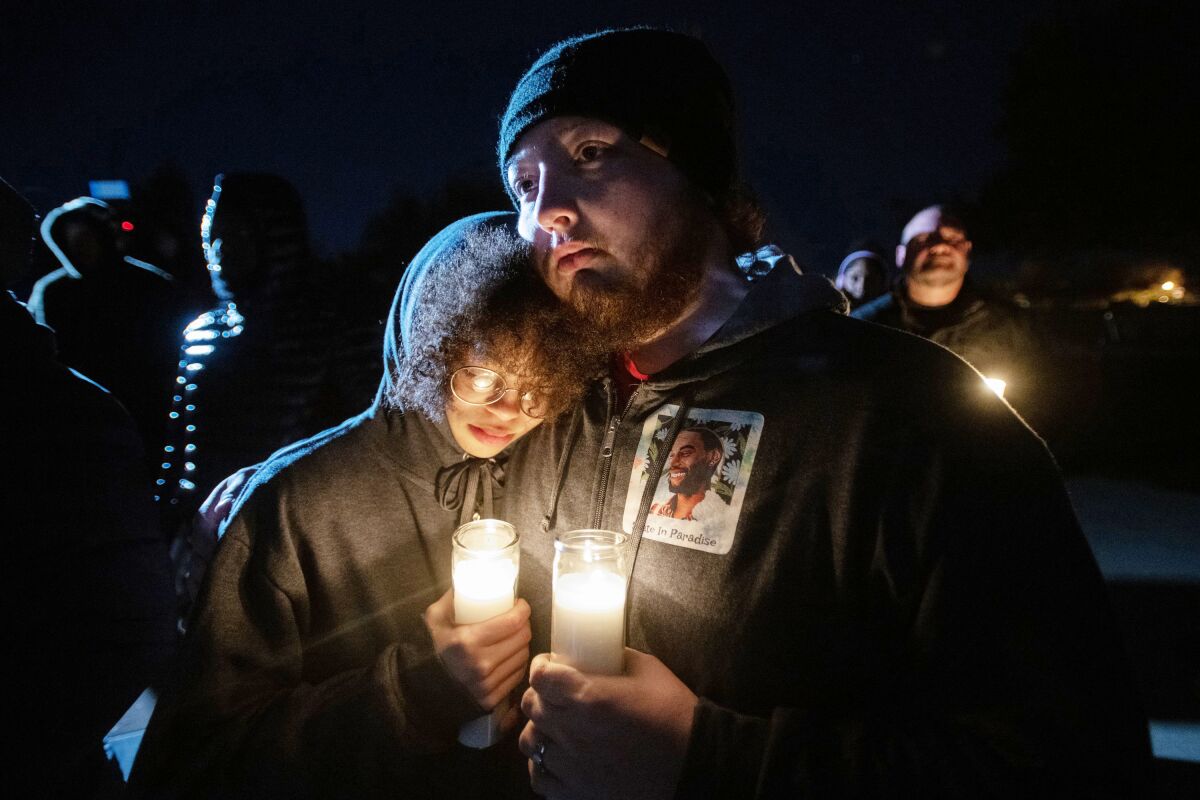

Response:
(650, 426), (725, 522)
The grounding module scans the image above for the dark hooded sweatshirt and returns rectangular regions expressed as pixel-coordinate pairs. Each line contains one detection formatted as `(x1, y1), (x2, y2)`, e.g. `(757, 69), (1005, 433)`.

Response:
(129, 215), (523, 799)
(503, 254), (1151, 797)
(852, 281), (1034, 388)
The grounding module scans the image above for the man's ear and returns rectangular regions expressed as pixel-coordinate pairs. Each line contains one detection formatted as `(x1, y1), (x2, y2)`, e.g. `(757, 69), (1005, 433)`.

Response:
(707, 450), (721, 469)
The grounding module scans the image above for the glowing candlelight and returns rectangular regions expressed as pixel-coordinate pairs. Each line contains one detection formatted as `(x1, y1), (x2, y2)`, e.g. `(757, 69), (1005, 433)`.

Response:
(453, 558), (517, 623)
(551, 530), (628, 675)
(451, 519), (519, 748)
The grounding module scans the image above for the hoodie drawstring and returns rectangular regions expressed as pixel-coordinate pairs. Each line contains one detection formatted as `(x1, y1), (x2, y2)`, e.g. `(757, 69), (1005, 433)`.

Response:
(435, 455), (506, 527)
(541, 409), (584, 534)
(624, 394), (693, 631)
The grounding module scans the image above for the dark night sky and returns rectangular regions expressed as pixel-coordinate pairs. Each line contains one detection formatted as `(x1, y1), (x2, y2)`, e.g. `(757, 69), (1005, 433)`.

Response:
(1, 0), (1088, 271)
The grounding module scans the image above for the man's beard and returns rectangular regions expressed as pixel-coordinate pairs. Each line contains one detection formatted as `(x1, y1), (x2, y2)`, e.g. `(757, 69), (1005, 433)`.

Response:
(562, 207), (710, 353)
(670, 464), (713, 496)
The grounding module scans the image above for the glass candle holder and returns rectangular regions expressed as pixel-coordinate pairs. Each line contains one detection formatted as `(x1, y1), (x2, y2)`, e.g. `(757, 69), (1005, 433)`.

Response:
(451, 519), (519, 748)
(551, 529), (628, 675)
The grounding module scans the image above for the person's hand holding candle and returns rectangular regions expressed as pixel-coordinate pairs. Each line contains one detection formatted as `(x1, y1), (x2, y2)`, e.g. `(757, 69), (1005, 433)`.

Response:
(424, 589), (532, 715)
(518, 648), (697, 800)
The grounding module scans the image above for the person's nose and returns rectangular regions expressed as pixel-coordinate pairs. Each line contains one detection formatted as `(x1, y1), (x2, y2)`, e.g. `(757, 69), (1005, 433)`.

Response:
(534, 165), (580, 237)
(487, 390), (523, 422)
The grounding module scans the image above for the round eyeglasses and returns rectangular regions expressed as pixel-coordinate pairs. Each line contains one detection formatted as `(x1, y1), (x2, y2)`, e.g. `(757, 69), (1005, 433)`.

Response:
(450, 366), (549, 418)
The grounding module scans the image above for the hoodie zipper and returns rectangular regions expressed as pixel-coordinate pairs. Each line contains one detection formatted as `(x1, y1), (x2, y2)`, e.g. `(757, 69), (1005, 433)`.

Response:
(591, 383), (640, 529)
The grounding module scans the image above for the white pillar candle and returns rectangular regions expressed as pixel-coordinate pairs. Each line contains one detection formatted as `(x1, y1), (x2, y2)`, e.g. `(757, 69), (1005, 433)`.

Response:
(451, 519), (519, 749)
(453, 559), (517, 624)
(551, 570), (627, 675)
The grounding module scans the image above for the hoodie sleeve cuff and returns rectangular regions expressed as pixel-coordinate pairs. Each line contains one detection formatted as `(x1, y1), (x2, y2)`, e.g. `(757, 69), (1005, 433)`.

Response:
(674, 697), (771, 800)
(389, 616), (484, 743)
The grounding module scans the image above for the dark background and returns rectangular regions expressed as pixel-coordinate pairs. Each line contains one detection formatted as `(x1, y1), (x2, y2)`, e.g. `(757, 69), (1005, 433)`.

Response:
(4, 0), (1194, 274)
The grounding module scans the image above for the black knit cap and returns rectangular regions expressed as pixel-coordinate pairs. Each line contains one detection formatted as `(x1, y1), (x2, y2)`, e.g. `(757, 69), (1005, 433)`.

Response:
(498, 28), (737, 205)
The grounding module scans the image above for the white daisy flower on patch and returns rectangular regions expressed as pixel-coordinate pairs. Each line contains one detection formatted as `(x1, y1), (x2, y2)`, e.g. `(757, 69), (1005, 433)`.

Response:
(721, 458), (742, 485)
(719, 436), (737, 459)
(654, 426), (670, 441)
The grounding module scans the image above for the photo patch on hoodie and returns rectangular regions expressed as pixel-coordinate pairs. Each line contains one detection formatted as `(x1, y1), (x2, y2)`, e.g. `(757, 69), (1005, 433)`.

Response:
(622, 405), (764, 555)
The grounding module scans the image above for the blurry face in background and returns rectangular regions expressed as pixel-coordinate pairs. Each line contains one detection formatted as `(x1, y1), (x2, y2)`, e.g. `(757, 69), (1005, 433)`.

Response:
(898, 207), (972, 291)
(837, 258), (887, 302)
(506, 116), (712, 350)
(445, 356), (545, 459)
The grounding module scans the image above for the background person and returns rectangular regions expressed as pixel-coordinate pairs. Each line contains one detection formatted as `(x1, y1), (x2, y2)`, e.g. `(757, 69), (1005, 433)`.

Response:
(853, 205), (1033, 394)
(157, 173), (380, 627)
(834, 247), (889, 308)
(2, 176), (177, 798)
(27, 195), (184, 464)
(157, 172), (379, 528)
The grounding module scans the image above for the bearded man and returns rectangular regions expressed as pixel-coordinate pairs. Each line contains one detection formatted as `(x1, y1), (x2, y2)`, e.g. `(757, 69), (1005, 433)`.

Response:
(498, 28), (1150, 799)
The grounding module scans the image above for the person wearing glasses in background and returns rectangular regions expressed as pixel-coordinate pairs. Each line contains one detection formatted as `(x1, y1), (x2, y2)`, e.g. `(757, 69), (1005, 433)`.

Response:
(130, 212), (603, 799)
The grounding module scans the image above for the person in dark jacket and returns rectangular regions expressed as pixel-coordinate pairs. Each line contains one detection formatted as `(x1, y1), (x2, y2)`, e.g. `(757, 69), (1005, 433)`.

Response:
(157, 173), (383, 629)
(156, 172), (379, 536)
(853, 205), (1033, 400)
(498, 29), (1150, 798)
(129, 213), (603, 799)
(27, 195), (184, 464)
(2, 177), (177, 797)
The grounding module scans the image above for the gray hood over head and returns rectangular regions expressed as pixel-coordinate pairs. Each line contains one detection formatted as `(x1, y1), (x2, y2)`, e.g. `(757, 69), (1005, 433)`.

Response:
(375, 211), (517, 415)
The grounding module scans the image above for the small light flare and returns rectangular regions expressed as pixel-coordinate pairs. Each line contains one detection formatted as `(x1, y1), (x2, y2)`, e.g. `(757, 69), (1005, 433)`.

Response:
(120, 220), (135, 232)
(983, 377), (1007, 398)
(1162, 280), (1175, 291)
